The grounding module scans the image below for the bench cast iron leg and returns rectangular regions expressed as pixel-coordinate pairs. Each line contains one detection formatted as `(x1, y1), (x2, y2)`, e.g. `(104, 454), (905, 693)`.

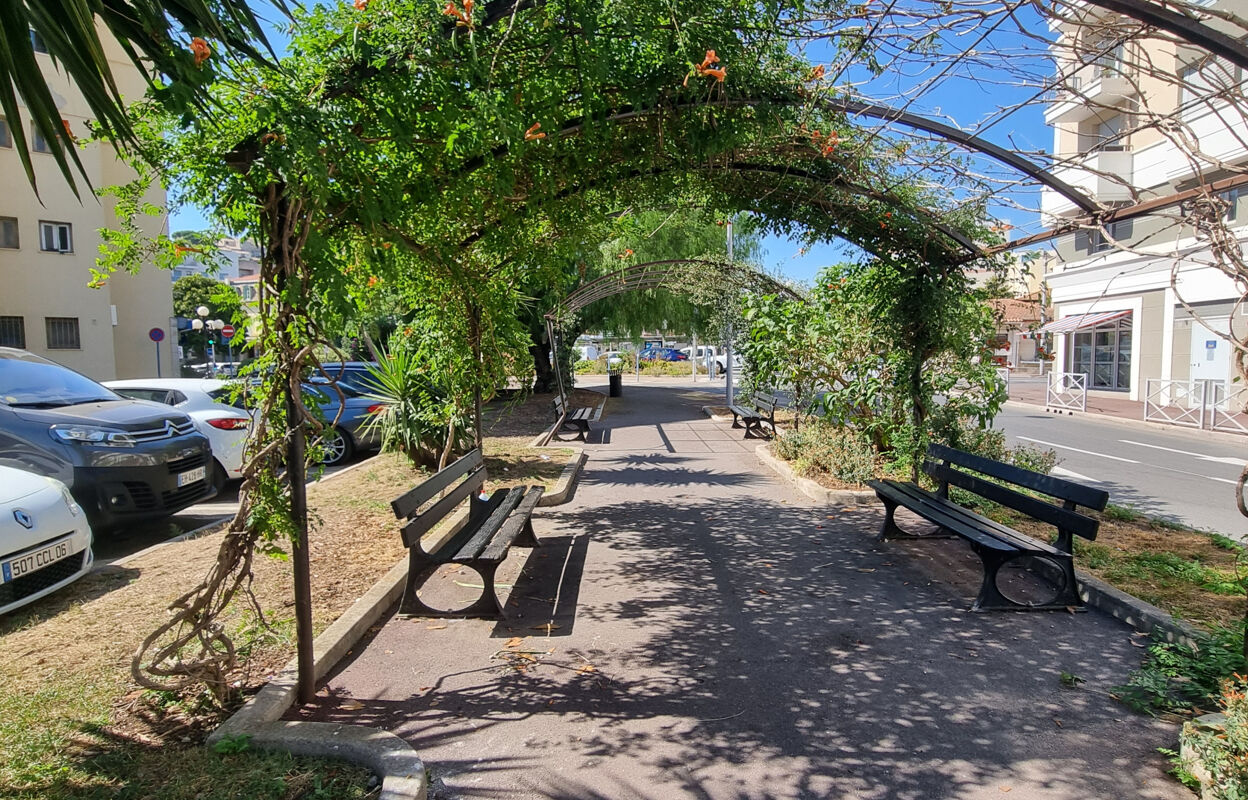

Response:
(969, 548), (1083, 612)
(458, 561), (507, 618)
(516, 516), (541, 548)
(877, 497), (904, 540)
(399, 550), (449, 618)
(730, 412), (742, 429)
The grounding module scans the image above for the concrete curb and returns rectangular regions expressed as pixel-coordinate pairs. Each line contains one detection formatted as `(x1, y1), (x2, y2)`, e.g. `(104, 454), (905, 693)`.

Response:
(1074, 568), (1202, 647)
(208, 556), (423, 798)
(539, 448), (586, 507)
(700, 405), (735, 424)
(754, 443), (879, 506)
(1003, 399), (1247, 444)
(239, 721), (426, 800)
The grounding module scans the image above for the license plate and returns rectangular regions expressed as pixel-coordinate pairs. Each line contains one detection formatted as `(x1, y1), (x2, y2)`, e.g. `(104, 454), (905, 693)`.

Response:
(1, 537), (72, 584)
(177, 466), (207, 487)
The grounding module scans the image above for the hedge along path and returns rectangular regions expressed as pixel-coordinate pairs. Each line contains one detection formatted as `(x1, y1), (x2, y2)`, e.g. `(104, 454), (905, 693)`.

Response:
(105, 0), (1236, 700)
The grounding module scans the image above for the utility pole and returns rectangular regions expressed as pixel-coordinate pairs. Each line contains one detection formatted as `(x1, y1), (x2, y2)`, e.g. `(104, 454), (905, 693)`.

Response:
(725, 219), (736, 408)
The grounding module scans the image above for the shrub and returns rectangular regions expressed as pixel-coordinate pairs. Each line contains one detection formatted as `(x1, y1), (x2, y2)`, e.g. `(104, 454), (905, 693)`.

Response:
(1010, 443), (1057, 475)
(1181, 675), (1248, 799)
(778, 419), (877, 486)
(1115, 626), (1246, 713)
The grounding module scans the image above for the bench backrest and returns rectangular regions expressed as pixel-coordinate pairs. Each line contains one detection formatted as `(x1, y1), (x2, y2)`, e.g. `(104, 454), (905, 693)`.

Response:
(553, 394), (567, 415)
(391, 448), (489, 548)
(922, 443), (1108, 544)
(753, 393), (777, 414)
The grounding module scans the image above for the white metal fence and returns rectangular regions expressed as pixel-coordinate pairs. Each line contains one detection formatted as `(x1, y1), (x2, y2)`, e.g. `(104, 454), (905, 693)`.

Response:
(1144, 378), (1248, 434)
(1045, 372), (1087, 412)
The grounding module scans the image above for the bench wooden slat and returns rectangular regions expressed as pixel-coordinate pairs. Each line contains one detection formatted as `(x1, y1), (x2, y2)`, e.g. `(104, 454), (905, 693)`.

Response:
(479, 485), (545, 562)
(871, 480), (1020, 553)
(451, 486), (527, 561)
(928, 443), (1108, 510)
(392, 449), (484, 519)
(410, 489), (508, 559)
(728, 405), (760, 419)
(875, 478), (1074, 555)
(923, 461), (1100, 541)
(399, 466), (487, 547)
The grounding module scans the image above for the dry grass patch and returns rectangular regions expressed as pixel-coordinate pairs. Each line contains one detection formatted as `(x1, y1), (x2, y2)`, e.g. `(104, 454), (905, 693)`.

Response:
(985, 505), (1245, 630)
(0, 431), (572, 799)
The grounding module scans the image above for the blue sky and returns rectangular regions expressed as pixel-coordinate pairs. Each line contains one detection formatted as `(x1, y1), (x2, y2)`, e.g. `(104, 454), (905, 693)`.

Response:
(172, 3), (1056, 286)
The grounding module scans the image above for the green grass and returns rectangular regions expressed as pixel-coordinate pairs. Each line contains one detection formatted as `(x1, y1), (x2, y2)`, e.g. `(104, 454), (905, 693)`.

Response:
(1101, 551), (1245, 597)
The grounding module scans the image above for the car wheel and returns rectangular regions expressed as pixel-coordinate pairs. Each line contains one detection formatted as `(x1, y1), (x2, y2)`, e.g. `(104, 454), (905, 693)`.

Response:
(211, 459), (229, 493)
(320, 427), (355, 466)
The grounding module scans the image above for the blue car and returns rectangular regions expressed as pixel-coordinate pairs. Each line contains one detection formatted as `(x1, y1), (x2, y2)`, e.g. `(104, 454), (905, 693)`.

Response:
(303, 379), (382, 466)
(638, 346), (689, 362)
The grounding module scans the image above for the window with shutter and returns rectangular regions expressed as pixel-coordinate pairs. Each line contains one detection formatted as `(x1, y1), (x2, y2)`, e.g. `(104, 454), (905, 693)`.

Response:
(0, 218), (17, 249)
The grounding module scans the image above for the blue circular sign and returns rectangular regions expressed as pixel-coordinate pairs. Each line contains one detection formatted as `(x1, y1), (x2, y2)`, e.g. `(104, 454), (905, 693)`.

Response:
(148, 327), (165, 342)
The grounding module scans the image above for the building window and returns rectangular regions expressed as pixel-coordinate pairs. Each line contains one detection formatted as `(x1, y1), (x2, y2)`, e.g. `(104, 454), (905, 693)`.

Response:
(29, 29), (48, 54)
(0, 316), (25, 349)
(1068, 314), (1132, 391)
(0, 217), (17, 249)
(0, 119), (10, 149)
(31, 124), (51, 154)
(39, 221), (72, 253)
(1180, 57), (1240, 121)
(44, 317), (81, 350)
(1078, 218), (1133, 254)
(1220, 187), (1240, 222)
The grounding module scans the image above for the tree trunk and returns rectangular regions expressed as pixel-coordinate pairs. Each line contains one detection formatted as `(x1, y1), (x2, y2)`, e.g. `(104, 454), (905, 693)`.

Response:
(531, 335), (557, 393)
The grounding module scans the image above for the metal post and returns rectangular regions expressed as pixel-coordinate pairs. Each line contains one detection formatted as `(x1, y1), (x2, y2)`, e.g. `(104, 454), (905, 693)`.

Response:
(725, 220), (735, 408)
(691, 333), (697, 381)
(287, 384), (315, 704)
(155, 341), (161, 378)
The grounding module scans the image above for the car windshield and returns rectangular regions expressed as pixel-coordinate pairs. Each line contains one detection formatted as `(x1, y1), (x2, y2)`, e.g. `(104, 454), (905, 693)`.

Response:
(0, 354), (119, 407)
(317, 365), (377, 394)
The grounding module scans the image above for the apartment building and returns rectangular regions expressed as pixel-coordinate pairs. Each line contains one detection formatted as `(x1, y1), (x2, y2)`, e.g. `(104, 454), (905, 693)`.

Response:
(1039, 1), (1247, 402)
(0, 30), (174, 381)
(171, 237), (262, 282)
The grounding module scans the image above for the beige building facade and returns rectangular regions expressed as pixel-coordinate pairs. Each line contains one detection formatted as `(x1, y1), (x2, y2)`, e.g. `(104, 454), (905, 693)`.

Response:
(0, 30), (173, 382)
(1040, 0), (1247, 402)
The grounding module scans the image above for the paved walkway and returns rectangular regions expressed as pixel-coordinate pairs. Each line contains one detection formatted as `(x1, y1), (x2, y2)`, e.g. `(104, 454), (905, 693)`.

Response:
(292, 378), (1187, 800)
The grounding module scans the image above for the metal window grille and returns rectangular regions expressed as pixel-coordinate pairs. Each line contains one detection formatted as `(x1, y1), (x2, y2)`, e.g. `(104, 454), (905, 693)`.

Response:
(45, 317), (80, 350)
(29, 29), (48, 54)
(39, 222), (71, 253)
(0, 119), (10, 149)
(0, 317), (25, 349)
(0, 217), (17, 249)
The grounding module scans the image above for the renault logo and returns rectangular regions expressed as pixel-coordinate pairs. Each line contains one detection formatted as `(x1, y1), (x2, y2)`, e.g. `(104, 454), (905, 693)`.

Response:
(13, 509), (33, 529)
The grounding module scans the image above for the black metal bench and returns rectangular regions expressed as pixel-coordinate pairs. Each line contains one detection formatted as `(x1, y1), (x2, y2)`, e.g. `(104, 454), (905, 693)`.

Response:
(391, 448), (545, 618)
(868, 443), (1109, 611)
(552, 393), (594, 441)
(728, 392), (778, 439)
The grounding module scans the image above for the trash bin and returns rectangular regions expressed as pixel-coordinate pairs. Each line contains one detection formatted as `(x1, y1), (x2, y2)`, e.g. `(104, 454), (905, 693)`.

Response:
(607, 356), (624, 397)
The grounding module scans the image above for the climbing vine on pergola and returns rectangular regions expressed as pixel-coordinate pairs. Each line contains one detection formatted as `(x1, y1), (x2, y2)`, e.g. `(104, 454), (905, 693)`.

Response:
(109, 0), (1248, 701)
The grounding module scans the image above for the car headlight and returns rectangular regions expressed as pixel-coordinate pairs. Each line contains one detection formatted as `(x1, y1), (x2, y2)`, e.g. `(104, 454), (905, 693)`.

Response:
(50, 424), (137, 448)
(57, 483), (82, 516)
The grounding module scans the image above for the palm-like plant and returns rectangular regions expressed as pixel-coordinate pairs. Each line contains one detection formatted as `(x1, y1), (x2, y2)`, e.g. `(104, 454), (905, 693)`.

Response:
(361, 349), (475, 469)
(4, 0), (284, 195)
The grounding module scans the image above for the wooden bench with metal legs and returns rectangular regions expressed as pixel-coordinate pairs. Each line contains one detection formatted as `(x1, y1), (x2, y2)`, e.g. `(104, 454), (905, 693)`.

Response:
(868, 443), (1108, 611)
(391, 448), (544, 618)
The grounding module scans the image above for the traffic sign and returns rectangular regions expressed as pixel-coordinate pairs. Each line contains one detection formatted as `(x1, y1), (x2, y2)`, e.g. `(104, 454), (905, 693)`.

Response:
(148, 327), (165, 342)
(221, 324), (236, 339)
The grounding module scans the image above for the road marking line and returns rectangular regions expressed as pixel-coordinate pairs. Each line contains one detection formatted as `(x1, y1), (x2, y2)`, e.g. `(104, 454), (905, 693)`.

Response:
(1016, 436), (1140, 463)
(1051, 466), (1101, 483)
(1118, 439), (1247, 467)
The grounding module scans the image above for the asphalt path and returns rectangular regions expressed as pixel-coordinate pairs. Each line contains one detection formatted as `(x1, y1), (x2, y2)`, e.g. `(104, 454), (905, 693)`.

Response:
(994, 403), (1248, 537)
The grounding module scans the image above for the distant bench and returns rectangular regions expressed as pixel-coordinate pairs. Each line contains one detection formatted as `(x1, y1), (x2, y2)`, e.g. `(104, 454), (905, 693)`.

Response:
(728, 392), (778, 439)
(868, 443), (1109, 611)
(553, 393), (595, 442)
(391, 448), (544, 618)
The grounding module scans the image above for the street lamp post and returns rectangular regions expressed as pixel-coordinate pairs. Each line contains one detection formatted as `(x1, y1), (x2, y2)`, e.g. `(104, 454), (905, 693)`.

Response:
(190, 305), (224, 377)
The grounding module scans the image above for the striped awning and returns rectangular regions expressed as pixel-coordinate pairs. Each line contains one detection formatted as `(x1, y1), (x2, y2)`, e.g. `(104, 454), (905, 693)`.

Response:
(1036, 310), (1132, 335)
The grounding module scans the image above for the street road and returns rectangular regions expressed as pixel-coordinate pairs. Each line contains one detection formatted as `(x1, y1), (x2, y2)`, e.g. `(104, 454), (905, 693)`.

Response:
(994, 403), (1248, 537)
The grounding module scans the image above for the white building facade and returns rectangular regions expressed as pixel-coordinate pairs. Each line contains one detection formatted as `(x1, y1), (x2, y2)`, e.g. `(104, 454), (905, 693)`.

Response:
(1040, 1), (1247, 402)
(0, 29), (175, 381)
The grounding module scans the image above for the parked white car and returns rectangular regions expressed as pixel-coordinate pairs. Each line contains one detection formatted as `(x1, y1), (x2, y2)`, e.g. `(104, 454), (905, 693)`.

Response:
(105, 379), (250, 489)
(1, 466), (94, 615)
(680, 345), (742, 377)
